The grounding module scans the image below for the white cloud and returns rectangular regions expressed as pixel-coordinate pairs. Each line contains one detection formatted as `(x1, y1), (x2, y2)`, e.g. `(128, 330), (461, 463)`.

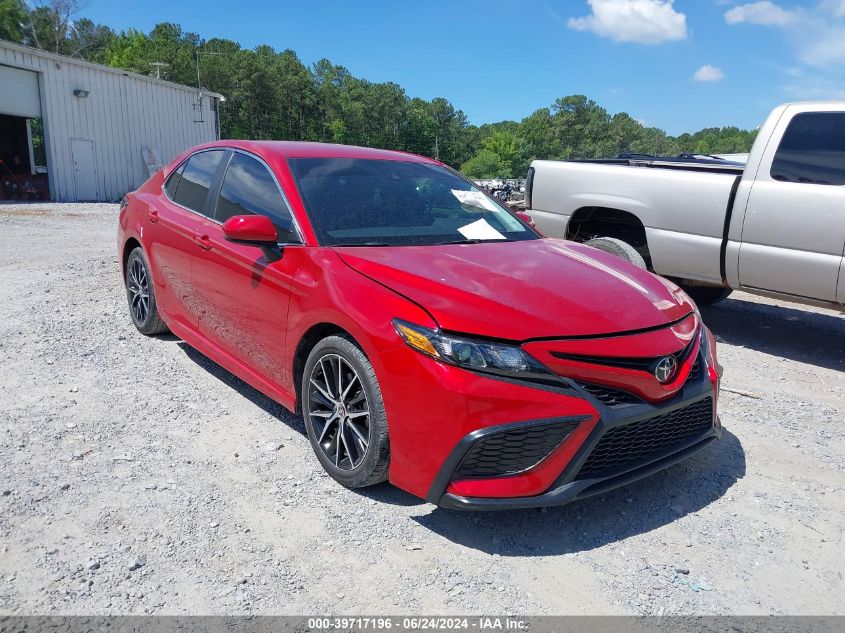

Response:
(820, 0), (845, 18)
(568, 0), (687, 44)
(724, 1), (797, 26)
(725, 1), (845, 68)
(693, 65), (725, 82)
(797, 28), (845, 66)
(725, 1), (845, 101)
(782, 69), (845, 99)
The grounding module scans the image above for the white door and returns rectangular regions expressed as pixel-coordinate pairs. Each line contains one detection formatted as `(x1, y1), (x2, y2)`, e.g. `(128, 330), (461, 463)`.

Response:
(738, 108), (845, 302)
(71, 138), (98, 202)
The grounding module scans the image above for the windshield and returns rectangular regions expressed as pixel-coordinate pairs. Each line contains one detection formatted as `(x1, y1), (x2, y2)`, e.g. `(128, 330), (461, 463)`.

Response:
(288, 158), (536, 246)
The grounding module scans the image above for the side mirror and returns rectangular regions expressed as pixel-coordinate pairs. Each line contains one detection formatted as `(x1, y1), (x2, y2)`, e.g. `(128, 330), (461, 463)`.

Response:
(222, 215), (278, 244)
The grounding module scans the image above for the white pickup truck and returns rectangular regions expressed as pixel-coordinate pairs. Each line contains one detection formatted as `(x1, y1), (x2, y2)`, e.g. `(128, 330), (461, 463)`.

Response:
(525, 101), (845, 308)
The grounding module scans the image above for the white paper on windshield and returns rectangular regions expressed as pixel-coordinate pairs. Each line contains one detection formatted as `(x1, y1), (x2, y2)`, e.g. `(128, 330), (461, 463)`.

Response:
(457, 219), (506, 241)
(451, 189), (500, 213)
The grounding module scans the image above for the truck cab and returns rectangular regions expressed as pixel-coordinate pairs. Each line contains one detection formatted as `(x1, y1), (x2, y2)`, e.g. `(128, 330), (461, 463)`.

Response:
(525, 101), (845, 309)
(728, 103), (845, 304)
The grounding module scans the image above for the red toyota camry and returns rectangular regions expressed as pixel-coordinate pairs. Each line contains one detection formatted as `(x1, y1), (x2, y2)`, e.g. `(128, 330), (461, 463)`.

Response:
(118, 141), (722, 510)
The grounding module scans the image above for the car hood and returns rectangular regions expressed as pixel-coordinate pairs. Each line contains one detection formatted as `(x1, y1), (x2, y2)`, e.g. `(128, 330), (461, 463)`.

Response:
(334, 238), (695, 340)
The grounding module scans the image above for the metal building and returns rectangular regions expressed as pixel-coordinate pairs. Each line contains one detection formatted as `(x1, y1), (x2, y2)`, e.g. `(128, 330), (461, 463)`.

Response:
(0, 40), (223, 202)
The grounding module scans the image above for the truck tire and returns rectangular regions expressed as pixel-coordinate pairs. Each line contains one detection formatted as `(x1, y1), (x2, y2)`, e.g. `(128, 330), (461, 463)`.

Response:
(584, 237), (647, 270)
(682, 285), (733, 306)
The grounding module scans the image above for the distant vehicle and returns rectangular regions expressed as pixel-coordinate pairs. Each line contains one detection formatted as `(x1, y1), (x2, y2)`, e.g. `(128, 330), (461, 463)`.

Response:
(711, 153), (749, 164)
(118, 141), (721, 510)
(525, 102), (845, 309)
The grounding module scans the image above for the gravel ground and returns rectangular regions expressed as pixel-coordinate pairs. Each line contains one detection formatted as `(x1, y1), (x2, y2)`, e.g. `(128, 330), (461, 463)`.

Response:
(0, 202), (843, 616)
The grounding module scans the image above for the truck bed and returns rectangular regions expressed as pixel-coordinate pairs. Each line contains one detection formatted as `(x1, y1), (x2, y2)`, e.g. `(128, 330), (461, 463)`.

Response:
(571, 155), (745, 176)
(528, 158), (742, 285)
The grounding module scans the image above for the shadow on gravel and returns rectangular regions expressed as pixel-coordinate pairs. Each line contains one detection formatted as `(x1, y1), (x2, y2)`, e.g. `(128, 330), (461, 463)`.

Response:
(412, 429), (745, 555)
(701, 298), (845, 372)
(355, 482), (429, 507)
(177, 341), (306, 435)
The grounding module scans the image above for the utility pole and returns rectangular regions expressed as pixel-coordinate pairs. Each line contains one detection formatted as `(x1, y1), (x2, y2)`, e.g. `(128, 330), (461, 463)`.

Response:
(194, 50), (224, 123)
(149, 62), (169, 79)
(434, 134), (439, 161)
(195, 50), (224, 93)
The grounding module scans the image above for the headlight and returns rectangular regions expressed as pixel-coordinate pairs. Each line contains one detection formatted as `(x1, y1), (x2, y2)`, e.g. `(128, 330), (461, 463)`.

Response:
(393, 319), (553, 380)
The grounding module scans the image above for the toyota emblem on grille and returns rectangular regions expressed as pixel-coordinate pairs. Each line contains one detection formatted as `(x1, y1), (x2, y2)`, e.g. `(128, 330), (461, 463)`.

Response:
(654, 356), (678, 383)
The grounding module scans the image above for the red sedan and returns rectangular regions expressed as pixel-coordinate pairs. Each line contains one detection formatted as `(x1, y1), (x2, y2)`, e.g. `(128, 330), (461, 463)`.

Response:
(118, 141), (722, 510)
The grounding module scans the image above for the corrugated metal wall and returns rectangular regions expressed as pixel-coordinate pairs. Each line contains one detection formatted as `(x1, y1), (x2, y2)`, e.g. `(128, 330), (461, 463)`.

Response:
(0, 42), (220, 202)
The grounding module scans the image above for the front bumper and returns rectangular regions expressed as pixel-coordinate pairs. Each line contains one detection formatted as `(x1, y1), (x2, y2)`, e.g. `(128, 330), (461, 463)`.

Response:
(426, 353), (720, 511)
(438, 421), (719, 510)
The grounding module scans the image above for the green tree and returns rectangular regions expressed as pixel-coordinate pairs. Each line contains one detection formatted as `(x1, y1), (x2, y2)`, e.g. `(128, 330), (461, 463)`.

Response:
(2, 2), (761, 172)
(460, 150), (509, 179)
(0, 0), (27, 42)
(65, 18), (114, 62)
(482, 130), (526, 174)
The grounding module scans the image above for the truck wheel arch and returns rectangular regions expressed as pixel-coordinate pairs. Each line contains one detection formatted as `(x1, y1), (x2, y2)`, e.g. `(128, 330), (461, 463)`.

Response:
(566, 207), (652, 269)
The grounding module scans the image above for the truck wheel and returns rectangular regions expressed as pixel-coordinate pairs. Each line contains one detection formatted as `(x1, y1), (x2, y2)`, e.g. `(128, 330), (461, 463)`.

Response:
(584, 237), (647, 270)
(682, 285), (733, 306)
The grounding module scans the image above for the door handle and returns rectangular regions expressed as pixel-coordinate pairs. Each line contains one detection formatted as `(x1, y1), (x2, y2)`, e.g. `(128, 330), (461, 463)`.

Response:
(194, 234), (212, 250)
(148, 209), (159, 223)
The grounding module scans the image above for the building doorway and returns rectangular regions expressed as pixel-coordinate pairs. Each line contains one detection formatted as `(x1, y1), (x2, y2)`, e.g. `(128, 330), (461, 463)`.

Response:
(70, 138), (98, 202)
(0, 114), (49, 201)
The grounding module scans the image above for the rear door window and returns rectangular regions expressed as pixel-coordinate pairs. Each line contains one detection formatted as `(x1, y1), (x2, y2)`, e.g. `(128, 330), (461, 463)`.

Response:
(215, 152), (298, 242)
(172, 150), (226, 214)
(771, 112), (845, 185)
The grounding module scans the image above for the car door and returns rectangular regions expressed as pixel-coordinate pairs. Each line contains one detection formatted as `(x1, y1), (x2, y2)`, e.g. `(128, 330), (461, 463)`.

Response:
(146, 149), (228, 329)
(738, 108), (845, 302)
(191, 150), (303, 386)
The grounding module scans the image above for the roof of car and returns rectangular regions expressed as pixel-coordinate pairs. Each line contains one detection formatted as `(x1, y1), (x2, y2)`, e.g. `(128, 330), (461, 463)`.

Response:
(203, 140), (436, 163)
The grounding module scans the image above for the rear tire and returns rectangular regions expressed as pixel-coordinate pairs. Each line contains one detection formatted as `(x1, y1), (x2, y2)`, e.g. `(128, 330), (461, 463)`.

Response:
(125, 247), (169, 336)
(682, 285), (733, 306)
(584, 236), (647, 270)
(302, 335), (390, 488)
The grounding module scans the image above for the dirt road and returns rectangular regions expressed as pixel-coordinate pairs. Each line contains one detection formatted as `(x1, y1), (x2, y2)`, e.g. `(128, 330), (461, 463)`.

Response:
(1, 203), (842, 615)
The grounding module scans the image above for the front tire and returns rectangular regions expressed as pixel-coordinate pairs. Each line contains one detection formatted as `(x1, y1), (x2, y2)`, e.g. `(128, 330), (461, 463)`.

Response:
(682, 285), (733, 306)
(584, 236), (647, 270)
(302, 335), (390, 488)
(125, 247), (169, 336)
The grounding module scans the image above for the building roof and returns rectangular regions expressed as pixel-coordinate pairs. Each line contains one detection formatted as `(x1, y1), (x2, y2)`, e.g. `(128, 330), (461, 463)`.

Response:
(0, 39), (225, 101)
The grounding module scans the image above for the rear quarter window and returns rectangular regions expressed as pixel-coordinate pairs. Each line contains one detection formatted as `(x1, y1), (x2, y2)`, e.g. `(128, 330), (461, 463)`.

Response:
(771, 112), (845, 186)
(163, 162), (184, 200)
(172, 150), (226, 213)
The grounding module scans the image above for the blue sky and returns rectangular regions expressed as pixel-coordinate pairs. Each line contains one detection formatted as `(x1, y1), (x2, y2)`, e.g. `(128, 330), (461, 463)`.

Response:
(80, 0), (845, 135)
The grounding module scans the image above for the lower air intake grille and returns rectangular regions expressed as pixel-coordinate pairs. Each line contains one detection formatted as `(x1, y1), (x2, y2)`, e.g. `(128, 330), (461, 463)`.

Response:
(575, 397), (713, 480)
(688, 358), (701, 382)
(455, 420), (581, 479)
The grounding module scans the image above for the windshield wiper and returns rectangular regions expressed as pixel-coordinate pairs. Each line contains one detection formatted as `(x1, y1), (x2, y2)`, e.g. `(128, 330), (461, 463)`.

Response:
(435, 238), (507, 245)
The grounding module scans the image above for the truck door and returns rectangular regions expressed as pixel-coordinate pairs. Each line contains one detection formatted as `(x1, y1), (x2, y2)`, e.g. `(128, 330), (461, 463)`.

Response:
(738, 108), (845, 302)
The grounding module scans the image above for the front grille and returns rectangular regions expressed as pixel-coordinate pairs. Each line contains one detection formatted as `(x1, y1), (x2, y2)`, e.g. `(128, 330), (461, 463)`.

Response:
(454, 420), (580, 479)
(578, 354), (703, 409)
(550, 336), (696, 373)
(575, 397), (713, 480)
(580, 383), (642, 407)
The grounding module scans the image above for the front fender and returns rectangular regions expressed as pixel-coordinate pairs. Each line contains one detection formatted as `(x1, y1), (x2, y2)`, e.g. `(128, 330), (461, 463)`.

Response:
(285, 248), (435, 393)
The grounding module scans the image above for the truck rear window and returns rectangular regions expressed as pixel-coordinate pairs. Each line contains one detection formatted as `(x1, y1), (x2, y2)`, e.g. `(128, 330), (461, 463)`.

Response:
(771, 112), (845, 186)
